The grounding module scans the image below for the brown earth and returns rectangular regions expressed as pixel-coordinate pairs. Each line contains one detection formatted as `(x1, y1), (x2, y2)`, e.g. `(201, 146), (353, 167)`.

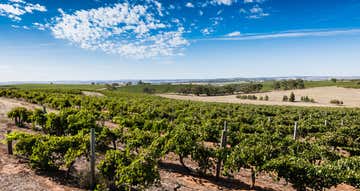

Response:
(158, 86), (360, 108)
(81, 91), (104, 97)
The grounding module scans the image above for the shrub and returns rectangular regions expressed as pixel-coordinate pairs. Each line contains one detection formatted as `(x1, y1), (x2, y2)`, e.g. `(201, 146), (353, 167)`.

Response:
(236, 95), (258, 100)
(289, 92), (296, 102)
(330, 99), (343, 105)
(283, 95), (289, 102)
(143, 87), (156, 94)
(248, 95), (257, 100)
(300, 96), (316, 103)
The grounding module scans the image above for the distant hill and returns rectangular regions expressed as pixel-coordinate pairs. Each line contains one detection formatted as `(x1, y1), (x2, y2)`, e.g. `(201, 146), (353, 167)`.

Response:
(1, 76), (360, 85)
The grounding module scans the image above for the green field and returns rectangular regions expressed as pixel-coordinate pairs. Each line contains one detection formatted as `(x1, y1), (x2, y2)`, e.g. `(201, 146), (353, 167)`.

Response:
(304, 80), (360, 88)
(114, 84), (193, 93)
(0, 83), (105, 91)
(116, 79), (360, 94)
(261, 79), (360, 92)
(2, 79), (360, 95)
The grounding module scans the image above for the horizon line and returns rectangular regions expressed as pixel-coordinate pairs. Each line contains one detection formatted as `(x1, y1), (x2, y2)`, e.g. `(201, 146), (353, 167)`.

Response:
(1, 75), (360, 84)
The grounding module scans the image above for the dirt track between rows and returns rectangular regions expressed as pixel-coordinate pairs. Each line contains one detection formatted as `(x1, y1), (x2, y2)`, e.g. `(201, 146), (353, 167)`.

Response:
(81, 91), (104, 97)
(159, 86), (360, 108)
(0, 97), (83, 191)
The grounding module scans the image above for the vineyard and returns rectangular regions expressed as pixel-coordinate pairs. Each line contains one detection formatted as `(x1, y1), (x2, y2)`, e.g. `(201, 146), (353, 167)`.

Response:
(0, 87), (359, 191)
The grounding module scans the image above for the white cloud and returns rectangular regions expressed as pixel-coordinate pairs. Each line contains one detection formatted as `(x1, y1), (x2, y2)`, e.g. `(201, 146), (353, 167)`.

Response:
(171, 18), (180, 24)
(247, 5), (269, 19)
(244, 0), (266, 3)
(153, 0), (163, 16)
(33, 22), (49, 31)
(9, 0), (25, 3)
(24, 3), (46, 13)
(0, 0), (46, 21)
(11, 24), (20, 28)
(211, 0), (235, 6)
(50, 2), (188, 59)
(201, 28), (214, 35)
(210, 16), (223, 26)
(185, 2), (194, 8)
(168, 4), (176, 10)
(249, 6), (262, 13)
(226, 31), (241, 36)
(10, 23), (30, 30)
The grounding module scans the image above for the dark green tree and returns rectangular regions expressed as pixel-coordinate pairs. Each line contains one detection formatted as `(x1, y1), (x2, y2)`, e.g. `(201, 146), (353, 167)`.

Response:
(289, 92), (296, 102)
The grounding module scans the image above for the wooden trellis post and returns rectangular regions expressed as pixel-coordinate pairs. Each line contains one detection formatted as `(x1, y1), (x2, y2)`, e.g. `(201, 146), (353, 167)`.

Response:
(216, 121), (227, 179)
(7, 130), (12, 155)
(325, 120), (328, 127)
(341, 119), (344, 126)
(90, 128), (96, 190)
(43, 106), (46, 113)
(293, 121), (298, 140)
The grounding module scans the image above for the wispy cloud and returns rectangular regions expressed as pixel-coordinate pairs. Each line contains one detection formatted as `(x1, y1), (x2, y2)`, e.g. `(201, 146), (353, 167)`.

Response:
(243, 0), (266, 4)
(0, 0), (46, 21)
(246, 5), (269, 19)
(208, 29), (360, 41)
(226, 31), (241, 37)
(185, 2), (194, 8)
(238, 3), (269, 19)
(201, 28), (213, 35)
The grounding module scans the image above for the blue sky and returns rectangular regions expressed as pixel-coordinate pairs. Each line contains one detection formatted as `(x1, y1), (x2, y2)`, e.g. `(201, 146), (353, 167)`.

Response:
(0, 0), (360, 81)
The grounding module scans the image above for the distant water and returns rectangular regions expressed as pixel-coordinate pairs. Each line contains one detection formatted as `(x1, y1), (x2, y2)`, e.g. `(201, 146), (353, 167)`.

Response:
(1, 76), (360, 85)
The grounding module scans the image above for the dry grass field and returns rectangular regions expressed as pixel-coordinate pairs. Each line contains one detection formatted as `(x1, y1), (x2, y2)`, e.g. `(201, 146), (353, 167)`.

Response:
(159, 86), (360, 108)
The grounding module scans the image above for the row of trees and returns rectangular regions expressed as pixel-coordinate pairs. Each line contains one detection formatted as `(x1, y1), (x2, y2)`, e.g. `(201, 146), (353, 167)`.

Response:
(273, 79), (305, 90)
(300, 96), (316, 103)
(177, 83), (263, 96)
(330, 99), (344, 105)
(237, 94), (269, 101)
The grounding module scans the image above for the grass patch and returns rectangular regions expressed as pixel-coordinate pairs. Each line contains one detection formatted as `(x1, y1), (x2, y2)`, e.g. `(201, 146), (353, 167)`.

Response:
(115, 84), (193, 94)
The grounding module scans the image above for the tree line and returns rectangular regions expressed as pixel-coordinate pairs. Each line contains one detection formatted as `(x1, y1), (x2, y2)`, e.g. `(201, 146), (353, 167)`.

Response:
(273, 79), (305, 90)
(176, 83), (263, 96)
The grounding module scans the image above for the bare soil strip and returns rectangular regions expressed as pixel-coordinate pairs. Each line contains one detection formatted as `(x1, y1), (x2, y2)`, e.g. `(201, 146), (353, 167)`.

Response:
(81, 91), (104, 97)
(158, 86), (360, 108)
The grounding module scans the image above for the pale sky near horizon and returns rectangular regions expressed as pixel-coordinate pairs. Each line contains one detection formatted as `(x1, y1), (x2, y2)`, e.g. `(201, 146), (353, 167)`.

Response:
(1, 0), (360, 81)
